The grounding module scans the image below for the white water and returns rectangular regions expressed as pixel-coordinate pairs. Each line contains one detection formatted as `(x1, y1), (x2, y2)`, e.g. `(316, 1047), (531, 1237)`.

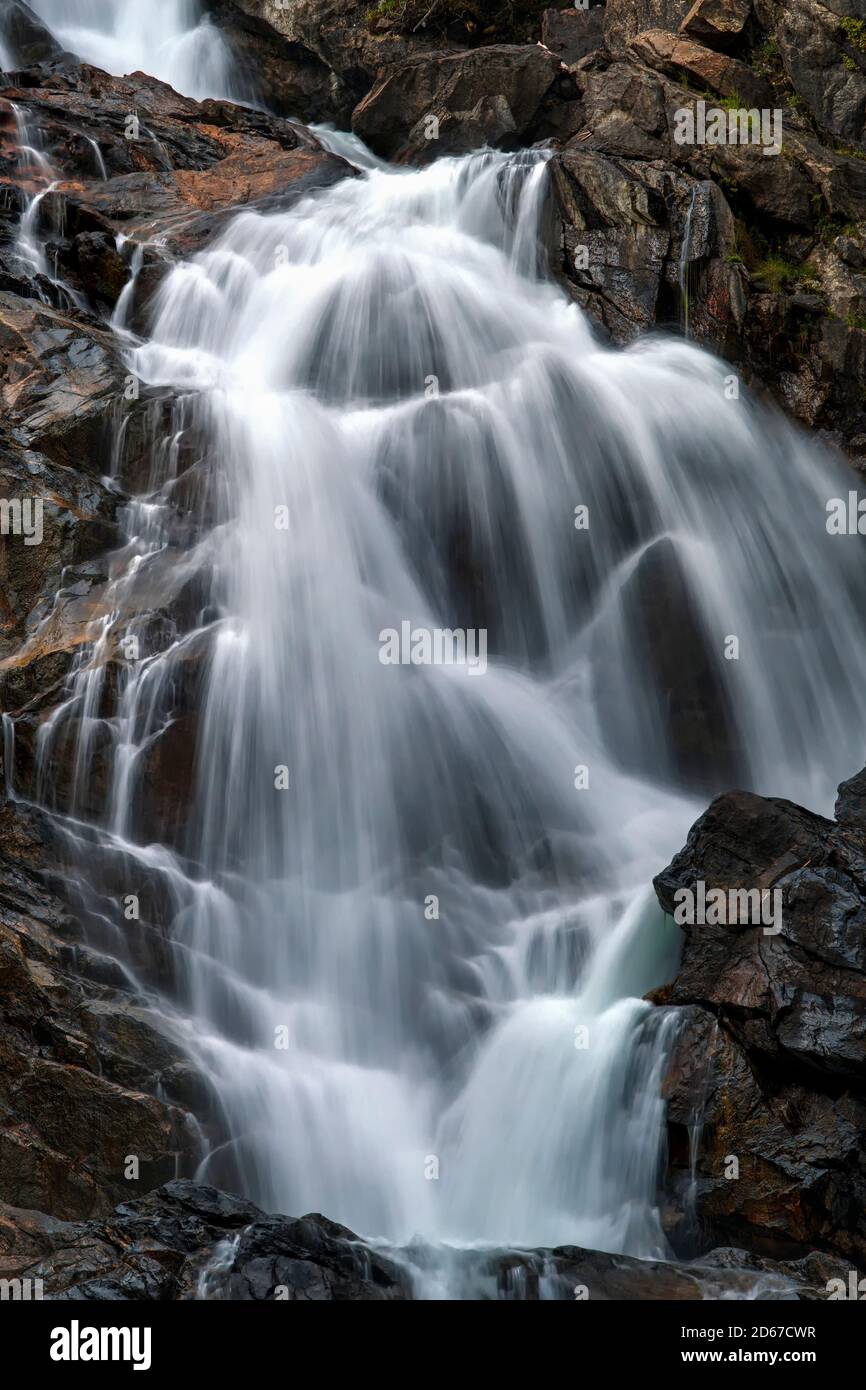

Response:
(7, 2), (866, 1289)
(25, 0), (238, 99)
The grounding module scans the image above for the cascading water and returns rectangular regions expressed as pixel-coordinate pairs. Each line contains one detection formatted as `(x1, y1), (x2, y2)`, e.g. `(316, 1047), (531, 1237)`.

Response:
(7, 0), (866, 1298)
(11, 139), (866, 1271)
(24, 0), (239, 100)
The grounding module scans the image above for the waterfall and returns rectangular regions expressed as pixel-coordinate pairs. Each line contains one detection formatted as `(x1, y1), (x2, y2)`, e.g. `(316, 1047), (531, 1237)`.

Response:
(7, 1), (866, 1288)
(26, 0), (239, 100)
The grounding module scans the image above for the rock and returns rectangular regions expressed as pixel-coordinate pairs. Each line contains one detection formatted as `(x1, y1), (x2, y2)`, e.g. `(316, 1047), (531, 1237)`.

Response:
(224, 0), (442, 107)
(605, 0), (695, 51)
(1, 65), (353, 308)
(541, 6), (607, 64)
(590, 536), (747, 786)
(654, 774), (866, 1262)
(680, 0), (753, 47)
(0, 0), (68, 68)
(71, 232), (127, 309)
(0, 1179), (410, 1299)
(0, 434), (118, 663)
(777, 0), (866, 147)
(0, 803), (200, 1220)
(549, 141), (747, 353)
(351, 44), (563, 164)
(0, 290), (132, 471)
(836, 765), (866, 829)
(0, 1177), (849, 1299)
(207, 0), (352, 122)
(630, 29), (774, 107)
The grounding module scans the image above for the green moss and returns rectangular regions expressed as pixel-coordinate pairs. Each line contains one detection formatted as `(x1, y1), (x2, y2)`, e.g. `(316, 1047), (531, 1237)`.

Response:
(753, 256), (818, 294)
(841, 17), (866, 52)
(834, 141), (866, 163)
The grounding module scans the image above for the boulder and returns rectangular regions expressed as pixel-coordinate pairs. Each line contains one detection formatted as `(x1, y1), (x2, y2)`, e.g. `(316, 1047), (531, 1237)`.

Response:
(629, 29), (774, 107)
(351, 44), (563, 164)
(605, 0), (695, 50)
(654, 776), (866, 1262)
(680, 0), (753, 47)
(0, 0), (68, 68)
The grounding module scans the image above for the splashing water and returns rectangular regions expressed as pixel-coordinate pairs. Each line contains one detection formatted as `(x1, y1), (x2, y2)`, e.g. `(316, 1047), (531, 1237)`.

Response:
(7, 126), (866, 1277)
(26, 0), (238, 100)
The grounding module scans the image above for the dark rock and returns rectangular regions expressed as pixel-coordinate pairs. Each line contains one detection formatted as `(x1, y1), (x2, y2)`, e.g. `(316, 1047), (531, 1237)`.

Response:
(0, 1177), (850, 1299)
(351, 44), (562, 164)
(224, 0), (442, 107)
(0, 800), (201, 1220)
(606, 0), (695, 51)
(0, 0), (67, 68)
(654, 773), (866, 1263)
(542, 6), (607, 64)
(0, 1180), (410, 1300)
(207, 0), (352, 122)
(777, 0), (866, 147)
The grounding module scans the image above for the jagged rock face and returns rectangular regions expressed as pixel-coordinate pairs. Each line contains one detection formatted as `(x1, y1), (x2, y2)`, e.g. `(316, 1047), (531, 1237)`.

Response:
(352, 44), (572, 163)
(0, 1180), (410, 1299)
(653, 784), (866, 1265)
(777, 0), (866, 148)
(605, 0), (696, 50)
(0, 1178), (851, 1299)
(0, 802), (202, 1220)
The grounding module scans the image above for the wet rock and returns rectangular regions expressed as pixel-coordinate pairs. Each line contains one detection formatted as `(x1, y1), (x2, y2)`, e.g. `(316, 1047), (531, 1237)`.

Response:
(224, 0), (442, 107)
(351, 44), (563, 164)
(591, 537), (746, 787)
(654, 774), (866, 1263)
(207, 0), (352, 121)
(549, 143), (746, 351)
(0, 801), (200, 1221)
(0, 1180), (410, 1299)
(0, 0), (68, 68)
(0, 1177), (850, 1299)
(71, 231), (127, 309)
(0, 290), (131, 470)
(0, 431), (119, 662)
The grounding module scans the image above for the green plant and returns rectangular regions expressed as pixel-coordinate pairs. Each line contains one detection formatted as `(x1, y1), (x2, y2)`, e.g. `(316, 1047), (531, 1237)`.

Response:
(841, 17), (866, 52)
(753, 256), (817, 294)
